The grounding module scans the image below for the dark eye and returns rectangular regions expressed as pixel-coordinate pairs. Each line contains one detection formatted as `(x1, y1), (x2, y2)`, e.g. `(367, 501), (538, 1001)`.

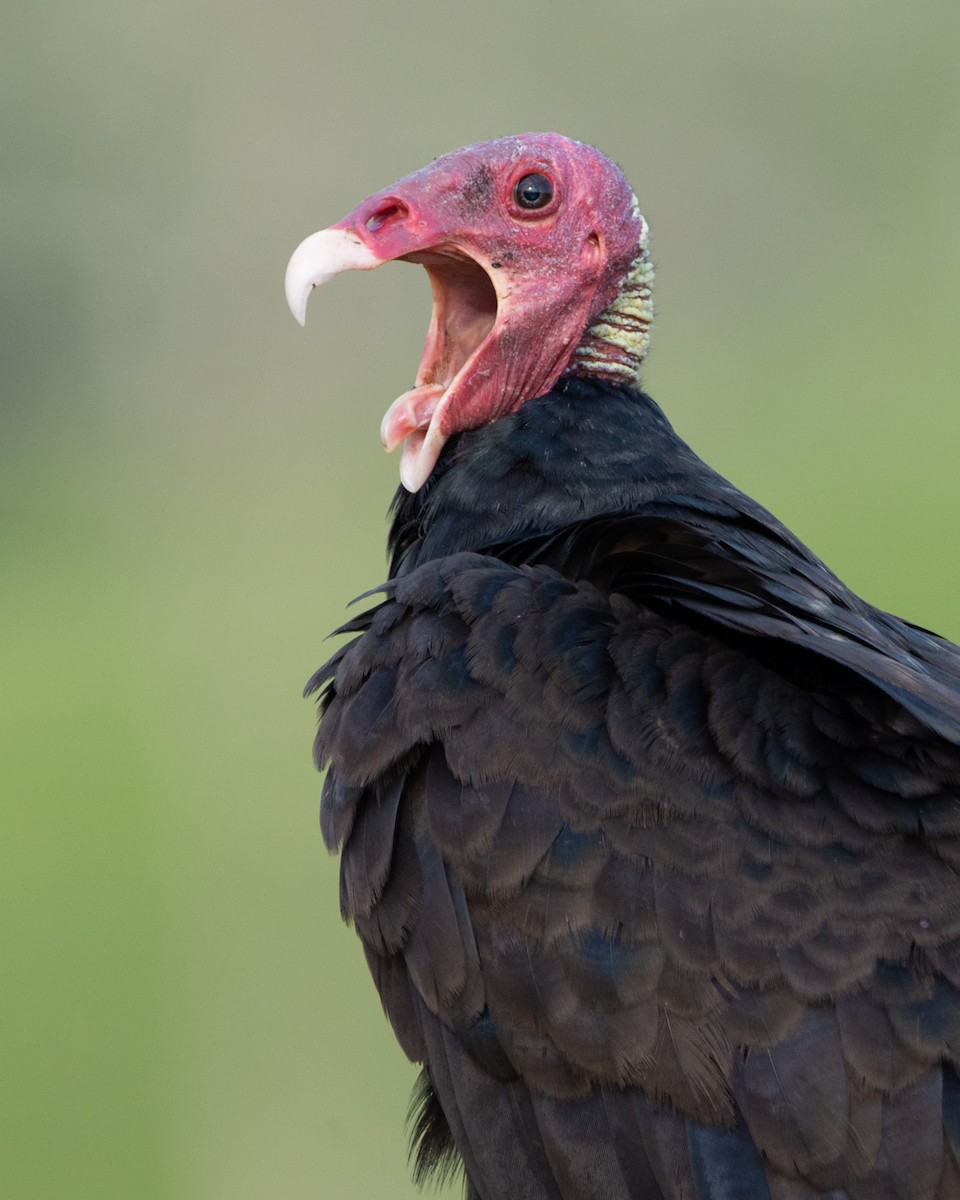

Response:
(513, 173), (554, 210)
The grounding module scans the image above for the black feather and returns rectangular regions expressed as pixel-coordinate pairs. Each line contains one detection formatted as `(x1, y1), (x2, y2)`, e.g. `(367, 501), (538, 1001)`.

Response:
(408, 1068), (463, 1189)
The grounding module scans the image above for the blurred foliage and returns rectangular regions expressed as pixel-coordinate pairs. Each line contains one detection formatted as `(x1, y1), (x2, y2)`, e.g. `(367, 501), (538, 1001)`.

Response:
(2, 0), (958, 1196)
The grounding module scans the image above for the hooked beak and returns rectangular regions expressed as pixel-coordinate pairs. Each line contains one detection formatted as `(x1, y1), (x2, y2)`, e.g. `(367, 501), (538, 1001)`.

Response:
(284, 228), (383, 326)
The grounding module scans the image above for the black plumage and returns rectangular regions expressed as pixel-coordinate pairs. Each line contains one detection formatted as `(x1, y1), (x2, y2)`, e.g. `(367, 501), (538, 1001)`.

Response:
(311, 378), (960, 1199)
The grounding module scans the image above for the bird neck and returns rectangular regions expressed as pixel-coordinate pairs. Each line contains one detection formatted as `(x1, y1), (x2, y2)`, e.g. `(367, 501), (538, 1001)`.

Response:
(386, 379), (717, 577)
(567, 204), (654, 389)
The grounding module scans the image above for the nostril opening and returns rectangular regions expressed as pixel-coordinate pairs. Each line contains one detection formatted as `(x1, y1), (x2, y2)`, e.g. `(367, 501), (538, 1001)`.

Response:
(365, 199), (409, 233)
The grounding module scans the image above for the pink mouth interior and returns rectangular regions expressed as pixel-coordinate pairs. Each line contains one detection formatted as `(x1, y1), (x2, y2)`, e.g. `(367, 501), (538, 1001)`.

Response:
(411, 251), (499, 392)
(380, 249), (499, 488)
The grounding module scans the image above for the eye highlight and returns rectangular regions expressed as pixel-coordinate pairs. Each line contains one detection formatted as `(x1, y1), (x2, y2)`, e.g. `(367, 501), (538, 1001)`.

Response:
(513, 173), (554, 210)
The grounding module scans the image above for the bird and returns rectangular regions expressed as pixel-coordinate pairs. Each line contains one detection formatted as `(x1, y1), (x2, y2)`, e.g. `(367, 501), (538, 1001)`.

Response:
(284, 133), (960, 1200)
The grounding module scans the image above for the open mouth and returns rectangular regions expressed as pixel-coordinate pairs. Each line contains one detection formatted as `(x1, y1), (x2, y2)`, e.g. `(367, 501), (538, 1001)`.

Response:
(412, 251), (500, 392)
(379, 249), (499, 470)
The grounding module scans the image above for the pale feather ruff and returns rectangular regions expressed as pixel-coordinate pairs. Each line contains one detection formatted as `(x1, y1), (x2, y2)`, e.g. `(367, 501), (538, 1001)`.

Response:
(569, 195), (654, 388)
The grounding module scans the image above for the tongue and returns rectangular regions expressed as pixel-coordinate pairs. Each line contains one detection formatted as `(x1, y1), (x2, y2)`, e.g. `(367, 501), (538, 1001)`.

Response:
(380, 384), (446, 451)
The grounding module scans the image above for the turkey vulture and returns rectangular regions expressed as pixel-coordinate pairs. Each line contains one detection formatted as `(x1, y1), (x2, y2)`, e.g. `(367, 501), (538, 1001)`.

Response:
(285, 134), (960, 1199)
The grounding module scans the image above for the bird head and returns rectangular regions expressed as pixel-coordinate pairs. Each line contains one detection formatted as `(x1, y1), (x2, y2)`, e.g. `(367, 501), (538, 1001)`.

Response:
(285, 133), (653, 491)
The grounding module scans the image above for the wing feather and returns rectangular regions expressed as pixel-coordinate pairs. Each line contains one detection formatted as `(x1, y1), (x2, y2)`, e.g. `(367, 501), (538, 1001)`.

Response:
(317, 546), (960, 1198)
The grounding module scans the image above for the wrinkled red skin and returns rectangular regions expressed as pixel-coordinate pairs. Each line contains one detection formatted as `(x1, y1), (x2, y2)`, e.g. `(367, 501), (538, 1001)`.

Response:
(328, 134), (646, 446)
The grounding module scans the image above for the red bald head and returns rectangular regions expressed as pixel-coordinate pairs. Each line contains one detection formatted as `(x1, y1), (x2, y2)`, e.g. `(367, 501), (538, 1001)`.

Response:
(285, 134), (650, 490)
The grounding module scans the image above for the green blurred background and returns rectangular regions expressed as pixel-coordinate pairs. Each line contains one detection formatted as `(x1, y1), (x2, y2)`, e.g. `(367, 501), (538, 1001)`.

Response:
(3, 1), (958, 1196)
